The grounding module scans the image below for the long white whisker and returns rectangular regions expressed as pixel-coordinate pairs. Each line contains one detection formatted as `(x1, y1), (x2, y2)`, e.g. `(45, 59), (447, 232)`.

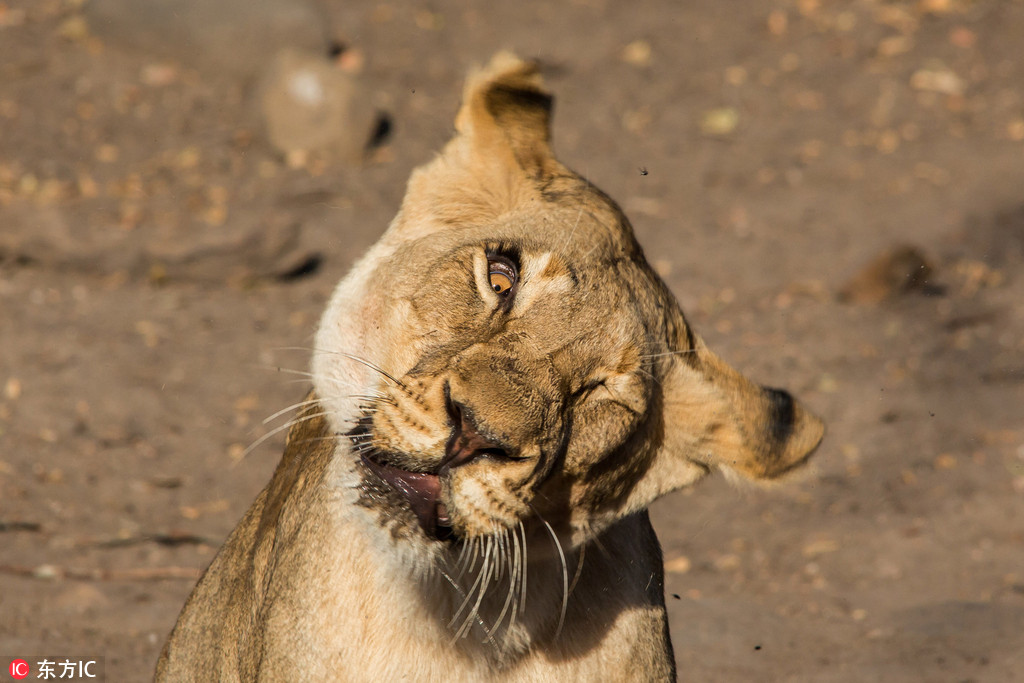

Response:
(585, 522), (612, 559)
(439, 560), (491, 648)
(458, 536), (497, 644)
(568, 542), (586, 596)
(317, 350), (406, 388)
(349, 394), (394, 405)
(239, 411), (324, 460)
(450, 539), (484, 629)
(438, 565), (464, 595)
(507, 523), (522, 634)
(276, 346), (408, 390)
(494, 529), (507, 583)
(338, 408), (379, 424)
(281, 378), (313, 386)
(453, 539), (472, 580)
(261, 397), (324, 425)
(491, 527), (517, 638)
(517, 520), (528, 622)
(558, 193), (587, 252)
(468, 536), (482, 574)
(348, 432), (376, 442)
(268, 366), (316, 379)
(272, 366), (389, 401)
(536, 513), (569, 639)
(639, 349), (698, 359)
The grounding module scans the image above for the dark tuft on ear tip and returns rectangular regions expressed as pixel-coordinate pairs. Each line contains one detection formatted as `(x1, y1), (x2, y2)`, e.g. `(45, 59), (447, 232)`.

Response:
(763, 387), (796, 447)
(756, 384), (824, 480)
(483, 84), (553, 139)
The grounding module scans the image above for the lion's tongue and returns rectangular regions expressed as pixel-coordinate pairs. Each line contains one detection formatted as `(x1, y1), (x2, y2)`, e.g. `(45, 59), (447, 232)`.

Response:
(362, 457), (443, 536)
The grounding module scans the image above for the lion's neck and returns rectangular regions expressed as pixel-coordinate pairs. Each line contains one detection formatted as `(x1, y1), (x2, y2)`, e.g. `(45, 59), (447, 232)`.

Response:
(318, 456), (570, 667)
(346, 515), (573, 664)
(312, 449), (662, 675)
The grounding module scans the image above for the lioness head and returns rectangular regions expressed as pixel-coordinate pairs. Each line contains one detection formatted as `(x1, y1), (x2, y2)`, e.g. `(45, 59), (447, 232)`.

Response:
(312, 53), (823, 552)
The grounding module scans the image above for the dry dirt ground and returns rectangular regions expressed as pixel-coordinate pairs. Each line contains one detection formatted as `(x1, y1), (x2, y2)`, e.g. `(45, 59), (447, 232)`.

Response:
(2, 0), (1024, 681)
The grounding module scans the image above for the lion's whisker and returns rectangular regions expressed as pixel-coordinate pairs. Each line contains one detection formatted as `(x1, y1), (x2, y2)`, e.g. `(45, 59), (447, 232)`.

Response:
(279, 345), (408, 391)
(267, 366), (317, 379)
(349, 393), (394, 405)
(568, 541), (586, 597)
(494, 528), (508, 584)
(490, 527), (517, 639)
(315, 348), (407, 389)
(459, 536), (496, 644)
(452, 539), (472, 580)
(338, 409), (380, 426)
(517, 520), (528, 622)
(534, 511), (568, 640)
(281, 378), (316, 387)
(260, 397), (324, 426)
(451, 537), (491, 641)
(558, 192), (588, 252)
(449, 539), (484, 630)
(639, 349), (698, 359)
(505, 523), (522, 637)
(240, 411), (324, 460)
(348, 432), (375, 442)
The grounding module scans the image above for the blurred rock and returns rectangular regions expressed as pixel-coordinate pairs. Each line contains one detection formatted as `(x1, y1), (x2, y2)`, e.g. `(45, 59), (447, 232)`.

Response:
(259, 49), (378, 162)
(839, 244), (936, 304)
(0, 204), (317, 283)
(84, 0), (329, 80)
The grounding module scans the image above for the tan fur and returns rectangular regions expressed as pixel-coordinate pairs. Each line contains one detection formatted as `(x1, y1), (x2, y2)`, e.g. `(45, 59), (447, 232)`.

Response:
(156, 54), (824, 682)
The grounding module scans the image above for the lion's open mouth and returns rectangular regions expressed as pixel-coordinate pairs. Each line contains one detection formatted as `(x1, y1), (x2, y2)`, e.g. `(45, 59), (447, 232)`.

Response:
(359, 454), (454, 539)
(348, 415), (455, 541)
(349, 402), (513, 541)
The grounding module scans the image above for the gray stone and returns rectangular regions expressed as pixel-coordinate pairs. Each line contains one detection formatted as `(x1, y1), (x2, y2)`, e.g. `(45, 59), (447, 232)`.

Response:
(259, 49), (377, 161)
(0, 203), (314, 282)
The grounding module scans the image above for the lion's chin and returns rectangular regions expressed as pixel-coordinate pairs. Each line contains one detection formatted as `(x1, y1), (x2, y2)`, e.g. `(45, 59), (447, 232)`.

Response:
(359, 453), (456, 541)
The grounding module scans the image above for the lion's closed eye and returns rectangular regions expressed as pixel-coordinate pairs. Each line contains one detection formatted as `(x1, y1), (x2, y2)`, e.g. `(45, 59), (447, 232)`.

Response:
(582, 371), (649, 416)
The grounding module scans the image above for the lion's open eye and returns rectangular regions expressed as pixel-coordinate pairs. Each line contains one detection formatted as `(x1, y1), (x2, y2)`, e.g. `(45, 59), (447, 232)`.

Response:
(488, 258), (517, 296)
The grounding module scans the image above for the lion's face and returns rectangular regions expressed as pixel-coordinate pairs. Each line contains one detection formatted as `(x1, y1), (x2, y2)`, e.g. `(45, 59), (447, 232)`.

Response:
(343, 208), (670, 542)
(312, 55), (823, 550)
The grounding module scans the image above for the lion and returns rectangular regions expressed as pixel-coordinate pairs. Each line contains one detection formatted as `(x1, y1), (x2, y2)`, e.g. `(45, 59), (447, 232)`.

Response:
(155, 53), (824, 682)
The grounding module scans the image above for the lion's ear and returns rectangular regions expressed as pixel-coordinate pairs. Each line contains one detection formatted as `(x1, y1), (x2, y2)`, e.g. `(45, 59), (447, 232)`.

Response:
(453, 52), (556, 178)
(660, 336), (825, 484)
(392, 53), (562, 235)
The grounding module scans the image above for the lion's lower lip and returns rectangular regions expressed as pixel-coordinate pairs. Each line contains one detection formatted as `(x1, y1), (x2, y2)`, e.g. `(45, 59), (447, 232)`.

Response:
(360, 454), (451, 538)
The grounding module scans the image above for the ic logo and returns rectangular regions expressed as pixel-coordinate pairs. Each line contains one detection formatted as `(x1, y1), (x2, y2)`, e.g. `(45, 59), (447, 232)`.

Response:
(8, 659), (29, 680)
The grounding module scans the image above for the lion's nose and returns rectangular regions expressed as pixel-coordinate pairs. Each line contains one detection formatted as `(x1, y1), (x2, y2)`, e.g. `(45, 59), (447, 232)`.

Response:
(442, 400), (512, 469)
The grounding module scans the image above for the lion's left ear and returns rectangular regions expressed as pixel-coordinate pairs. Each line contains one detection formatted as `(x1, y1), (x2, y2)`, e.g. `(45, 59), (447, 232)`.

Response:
(662, 337), (825, 482)
(453, 52), (558, 179)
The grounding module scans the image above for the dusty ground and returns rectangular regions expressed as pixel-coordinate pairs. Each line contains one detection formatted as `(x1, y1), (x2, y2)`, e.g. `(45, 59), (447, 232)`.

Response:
(2, 0), (1023, 680)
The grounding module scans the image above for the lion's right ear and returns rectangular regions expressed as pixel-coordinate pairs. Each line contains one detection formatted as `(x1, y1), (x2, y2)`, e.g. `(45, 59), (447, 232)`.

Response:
(393, 54), (562, 235)
(453, 52), (557, 179)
